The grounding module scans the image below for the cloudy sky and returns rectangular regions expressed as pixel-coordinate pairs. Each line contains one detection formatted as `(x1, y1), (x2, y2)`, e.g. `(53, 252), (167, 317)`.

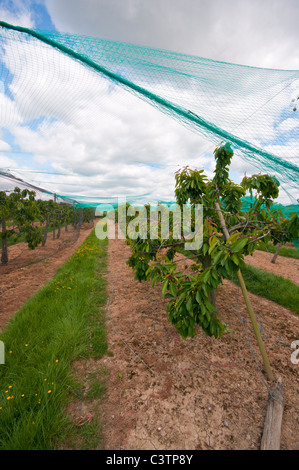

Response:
(0, 0), (298, 205)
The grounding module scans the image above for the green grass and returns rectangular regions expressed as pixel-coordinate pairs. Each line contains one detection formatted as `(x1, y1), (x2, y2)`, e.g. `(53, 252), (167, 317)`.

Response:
(0, 229), (108, 450)
(238, 264), (299, 315)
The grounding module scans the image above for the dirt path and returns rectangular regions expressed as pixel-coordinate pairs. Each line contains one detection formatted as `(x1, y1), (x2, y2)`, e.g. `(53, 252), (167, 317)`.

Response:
(245, 250), (299, 286)
(98, 234), (299, 450)
(0, 223), (95, 332)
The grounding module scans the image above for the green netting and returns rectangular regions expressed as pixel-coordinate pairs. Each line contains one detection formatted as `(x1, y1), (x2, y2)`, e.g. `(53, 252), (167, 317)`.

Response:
(240, 196), (299, 250)
(0, 21), (298, 212)
(240, 196), (299, 217)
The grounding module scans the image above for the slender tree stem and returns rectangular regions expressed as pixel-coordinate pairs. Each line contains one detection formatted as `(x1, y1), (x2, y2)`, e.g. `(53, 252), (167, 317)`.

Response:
(215, 201), (274, 383)
(1, 217), (8, 265)
(271, 243), (283, 264)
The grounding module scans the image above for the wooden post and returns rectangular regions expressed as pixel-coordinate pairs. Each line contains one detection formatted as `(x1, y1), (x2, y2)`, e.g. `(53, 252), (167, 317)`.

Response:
(260, 378), (284, 450)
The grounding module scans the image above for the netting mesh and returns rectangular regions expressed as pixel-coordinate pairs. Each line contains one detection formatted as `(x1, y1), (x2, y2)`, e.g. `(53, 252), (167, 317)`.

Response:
(0, 21), (298, 208)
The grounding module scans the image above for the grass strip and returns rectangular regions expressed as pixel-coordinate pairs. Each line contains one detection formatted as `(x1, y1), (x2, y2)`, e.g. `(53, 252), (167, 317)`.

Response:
(236, 264), (299, 315)
(0, 229), (108, 450)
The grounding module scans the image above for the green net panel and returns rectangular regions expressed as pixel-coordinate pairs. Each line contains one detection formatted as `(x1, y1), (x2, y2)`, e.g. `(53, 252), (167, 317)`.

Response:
(0, 21), (298, 212)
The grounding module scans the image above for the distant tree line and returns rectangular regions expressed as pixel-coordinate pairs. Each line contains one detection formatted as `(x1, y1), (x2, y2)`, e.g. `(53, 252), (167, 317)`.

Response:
(0, 187), (95, 265)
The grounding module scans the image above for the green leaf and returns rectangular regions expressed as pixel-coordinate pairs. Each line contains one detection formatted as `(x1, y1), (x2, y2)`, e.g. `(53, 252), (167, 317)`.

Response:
(230, 237), (248, 253)
(231, 254), (239, 265)
(162, 279), (169, 295)
(188, 325), (195, 337)
(186, 297), (193, 314)
(169, 282), (177, 297)
(202, 243), (209, 256)
(226, 232), (240, 244)
(212, 250), (223, 265)
(202, 283), (209, 298)
(208, 237), (218, 254)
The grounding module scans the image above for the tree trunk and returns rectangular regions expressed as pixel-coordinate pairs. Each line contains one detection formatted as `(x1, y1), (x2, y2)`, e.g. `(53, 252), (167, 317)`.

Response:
(1, 217), (8, 265)
(57, 221), (61, 239)
(79, 208), (84, 228)
(42, 214), (50, 247)
(271, 243), (283, 264)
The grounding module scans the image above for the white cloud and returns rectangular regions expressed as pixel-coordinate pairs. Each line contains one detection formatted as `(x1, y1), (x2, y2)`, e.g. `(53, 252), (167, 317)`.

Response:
(0, 138), (11, 152)
(0, 1), (35, 28)
(0, 153), (17, 168)
(278, 117), (299, 133)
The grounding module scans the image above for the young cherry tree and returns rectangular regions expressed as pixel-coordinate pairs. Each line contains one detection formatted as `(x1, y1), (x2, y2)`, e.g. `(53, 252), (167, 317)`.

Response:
(126, 143), (299, 380)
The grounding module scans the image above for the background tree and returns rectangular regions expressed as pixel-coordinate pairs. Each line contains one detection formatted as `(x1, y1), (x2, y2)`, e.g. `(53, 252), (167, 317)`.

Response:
(0, 188), (43, 264)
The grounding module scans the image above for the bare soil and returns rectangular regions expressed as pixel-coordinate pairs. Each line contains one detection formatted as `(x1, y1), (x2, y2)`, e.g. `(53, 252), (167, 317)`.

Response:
(245, 250), (299, 286)
(70, 232), (299, 451)
(1, 225), (298, 450)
